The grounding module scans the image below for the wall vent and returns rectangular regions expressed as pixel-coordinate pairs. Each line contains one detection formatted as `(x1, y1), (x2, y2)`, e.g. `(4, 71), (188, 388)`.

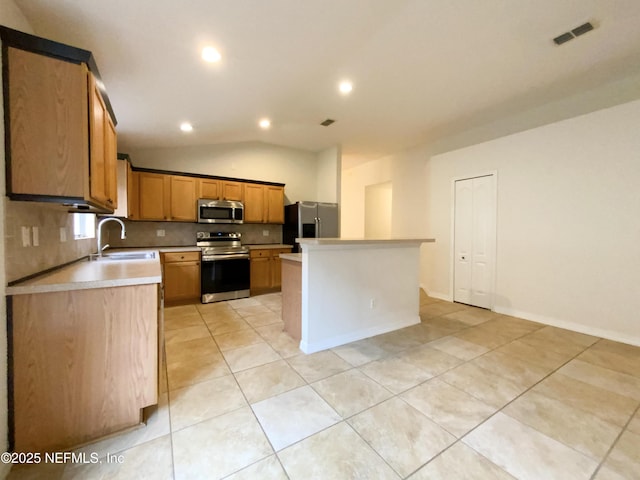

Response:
(320, 119), (335, 127)
(553, 21), (594, 45)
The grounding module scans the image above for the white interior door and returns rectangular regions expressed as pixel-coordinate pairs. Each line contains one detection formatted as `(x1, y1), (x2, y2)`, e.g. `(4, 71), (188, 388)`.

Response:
(454, 175), (495, 309)
(454, 180), (473, 305)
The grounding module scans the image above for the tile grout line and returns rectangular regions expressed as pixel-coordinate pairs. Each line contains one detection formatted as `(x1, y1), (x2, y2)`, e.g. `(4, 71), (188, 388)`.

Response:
(229, 306), (403, 477)
(166, 305), (213, 479)
(426, 332), (609, 478)
(162, 338), (178, 480)
(204, 299), (293, 480)
(167, 311), (403, 476)
(235, 297), (295, 480)
(170, 300), (288, 478)
(250, 307), (528, 477)
(387, 322), (547, 477)
(163, 298), (635, 480)
(263, 308), (494, 478)
(374, 309), (599, 477)
(333, 304), (501, 478)
(589, 398), (640, 479)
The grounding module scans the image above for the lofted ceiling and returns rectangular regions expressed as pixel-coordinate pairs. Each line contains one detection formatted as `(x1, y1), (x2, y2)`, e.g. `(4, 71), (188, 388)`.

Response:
(14, 0), (640, 163)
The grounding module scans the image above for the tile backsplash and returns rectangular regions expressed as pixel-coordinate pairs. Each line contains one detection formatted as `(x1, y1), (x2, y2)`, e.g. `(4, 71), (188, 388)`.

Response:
(3, 199), (285, 283)
(4, 200), (95, 283)
(101, 220), (284, 248)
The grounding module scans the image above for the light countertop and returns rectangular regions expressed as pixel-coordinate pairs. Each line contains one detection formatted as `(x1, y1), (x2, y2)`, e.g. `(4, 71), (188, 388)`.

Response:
(297, 238), (435, 246)
(4, 246), (205, 295)
(6, 244), (298, 295)
(247, 244), (293, 250)
(280, 253), (302, 262)
(153, 246), (201, 252)
(7, 254), (161, 295)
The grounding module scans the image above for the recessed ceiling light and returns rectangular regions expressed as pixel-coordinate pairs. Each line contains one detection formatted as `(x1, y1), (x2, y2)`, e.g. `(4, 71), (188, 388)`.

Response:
(180, 122), (193, 132)
(202, 46), (221, 63)
(259, 118), (271, 129)
(338, 80), (353, 95)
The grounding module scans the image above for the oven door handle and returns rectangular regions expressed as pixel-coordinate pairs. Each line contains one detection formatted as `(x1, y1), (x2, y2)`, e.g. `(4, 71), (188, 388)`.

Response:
(202, 253), (250, 261)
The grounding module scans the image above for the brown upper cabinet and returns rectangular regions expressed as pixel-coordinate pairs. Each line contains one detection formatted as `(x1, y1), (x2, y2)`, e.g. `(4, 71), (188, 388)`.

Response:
(126, 166), (285, 224)
(243, 184), (285, 224)
(221, 180), (244, 202)
(198, 178), (221, 200)
(106, 157), (129, 218)
(244, 183), (265, 223)
(138, 172), (169, 221)
(137, 173), (197, 222)
(169, 176), (197, 222)
(127, 166), (140, 220)
(89, 73), (118, 210)
(266, 185), (285, 224)
(1, 26), (118, 213)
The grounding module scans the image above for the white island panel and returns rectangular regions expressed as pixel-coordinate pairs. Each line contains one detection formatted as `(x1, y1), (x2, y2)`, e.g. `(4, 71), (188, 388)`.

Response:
(298, 238), (433, 353)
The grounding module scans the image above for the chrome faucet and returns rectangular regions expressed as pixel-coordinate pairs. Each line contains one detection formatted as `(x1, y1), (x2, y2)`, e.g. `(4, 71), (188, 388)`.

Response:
(96, 217), (126, 256)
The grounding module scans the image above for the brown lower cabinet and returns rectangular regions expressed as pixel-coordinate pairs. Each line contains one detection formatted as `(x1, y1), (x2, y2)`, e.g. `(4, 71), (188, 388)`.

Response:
(162, 251), (201, 304)
(10, 284), (159, 452)
(250, 247), (292, 294)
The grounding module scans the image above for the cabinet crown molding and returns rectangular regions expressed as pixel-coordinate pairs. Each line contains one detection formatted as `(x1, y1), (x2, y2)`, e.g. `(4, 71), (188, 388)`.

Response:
(130, 166), (285, 188)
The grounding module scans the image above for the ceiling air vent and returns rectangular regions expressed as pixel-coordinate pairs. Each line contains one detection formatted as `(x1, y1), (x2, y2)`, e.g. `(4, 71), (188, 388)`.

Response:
(553, 21), (594, 45)
(320, 119), (335, 127)
(553, 32), (574, 45)
(572, 22), (594, 37)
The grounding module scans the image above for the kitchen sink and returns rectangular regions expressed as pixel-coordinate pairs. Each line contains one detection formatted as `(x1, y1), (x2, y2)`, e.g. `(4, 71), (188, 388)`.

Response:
(89, 251), (157, 261)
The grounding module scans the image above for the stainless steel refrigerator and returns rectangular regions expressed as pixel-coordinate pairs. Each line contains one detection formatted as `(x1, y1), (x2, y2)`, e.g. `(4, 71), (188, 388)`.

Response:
(283, 201), (339, 251)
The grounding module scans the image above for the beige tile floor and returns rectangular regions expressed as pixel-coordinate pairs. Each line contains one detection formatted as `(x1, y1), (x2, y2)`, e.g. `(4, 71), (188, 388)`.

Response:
(8, 291), (640, 480)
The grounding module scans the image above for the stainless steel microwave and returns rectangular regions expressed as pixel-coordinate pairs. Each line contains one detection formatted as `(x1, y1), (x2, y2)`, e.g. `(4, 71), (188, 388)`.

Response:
(197, 199), (244, 224)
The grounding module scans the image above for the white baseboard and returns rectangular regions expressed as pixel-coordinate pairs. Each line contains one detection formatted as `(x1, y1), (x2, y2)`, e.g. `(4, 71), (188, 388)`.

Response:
(300, 315), (421, 354)
(493, 306), (640, 347)
(418, 284), (640, 347)
(419, 284), (452, 302)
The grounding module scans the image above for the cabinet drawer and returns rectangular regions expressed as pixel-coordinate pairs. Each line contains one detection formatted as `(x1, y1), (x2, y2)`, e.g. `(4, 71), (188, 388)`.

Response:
(250, 249), (270, 259)
(163, 251), (200, 263)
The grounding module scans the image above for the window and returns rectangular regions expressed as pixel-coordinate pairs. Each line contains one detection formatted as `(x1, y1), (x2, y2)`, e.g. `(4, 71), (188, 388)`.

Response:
(73, 213), (96, 239)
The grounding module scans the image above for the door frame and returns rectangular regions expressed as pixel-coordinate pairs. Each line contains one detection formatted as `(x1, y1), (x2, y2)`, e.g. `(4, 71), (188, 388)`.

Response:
(449, 171), (498, 309)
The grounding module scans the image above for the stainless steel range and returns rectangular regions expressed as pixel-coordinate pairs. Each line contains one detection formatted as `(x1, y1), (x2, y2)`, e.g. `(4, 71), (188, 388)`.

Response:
(197, 231), (250, 303)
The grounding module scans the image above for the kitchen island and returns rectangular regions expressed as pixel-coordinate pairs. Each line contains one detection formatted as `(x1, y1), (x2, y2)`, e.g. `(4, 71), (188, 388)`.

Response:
(281, 238), (434, 354)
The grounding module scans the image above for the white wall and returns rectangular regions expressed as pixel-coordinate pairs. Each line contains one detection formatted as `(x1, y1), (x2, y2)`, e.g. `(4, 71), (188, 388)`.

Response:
(315, 145), (341, 203)
(0, 0), (35, 463)
(364, 181), (392, 238)
(341, 147), (429, 239)
(341, 157), (392, 237)
(424, 99), (640, 345)
(128, 141), (321, 204)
